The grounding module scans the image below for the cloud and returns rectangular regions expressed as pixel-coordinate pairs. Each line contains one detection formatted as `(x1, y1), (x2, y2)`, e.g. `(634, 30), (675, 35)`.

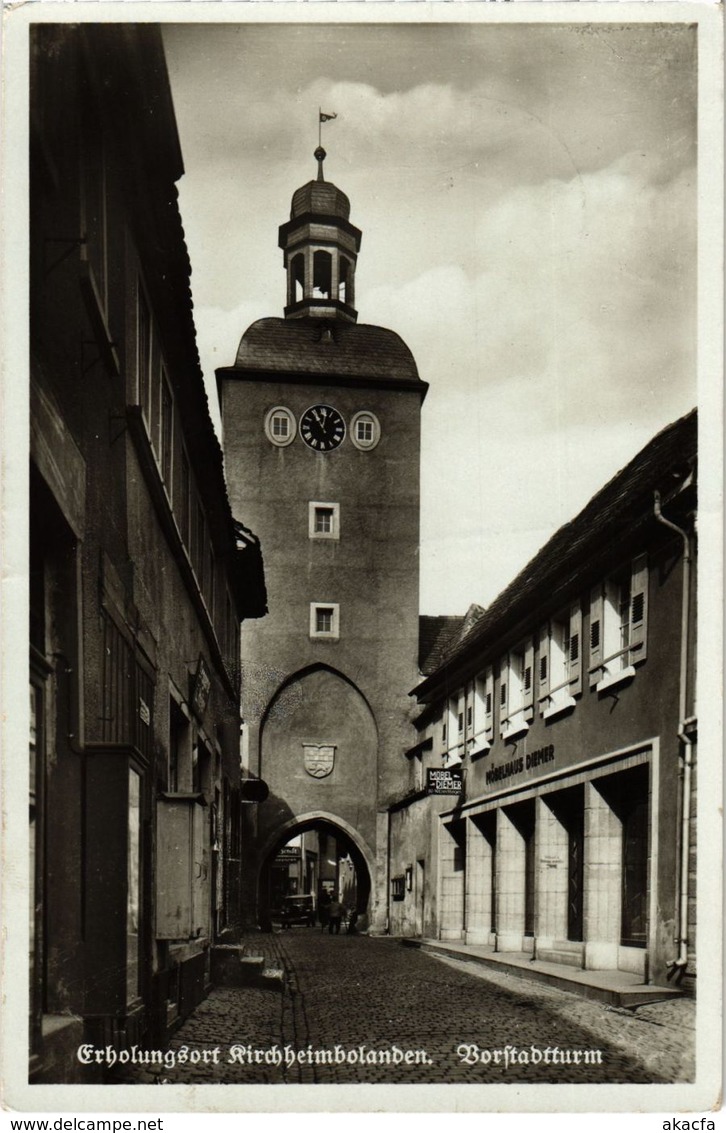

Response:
(163, 23), (697, 614)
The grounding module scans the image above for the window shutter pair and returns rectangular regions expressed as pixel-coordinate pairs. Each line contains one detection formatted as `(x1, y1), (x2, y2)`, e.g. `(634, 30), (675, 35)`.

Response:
(589, 555), (648, 683)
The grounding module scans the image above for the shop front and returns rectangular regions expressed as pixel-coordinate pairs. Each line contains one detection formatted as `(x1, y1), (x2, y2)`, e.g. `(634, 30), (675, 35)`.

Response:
(439, 744), (655, 980)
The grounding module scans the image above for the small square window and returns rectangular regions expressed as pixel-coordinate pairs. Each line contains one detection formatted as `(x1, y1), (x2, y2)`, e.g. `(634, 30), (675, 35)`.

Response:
(309, 501), (340, 540)
(310, 602), (340, 640)
(317, 608), (333, 633)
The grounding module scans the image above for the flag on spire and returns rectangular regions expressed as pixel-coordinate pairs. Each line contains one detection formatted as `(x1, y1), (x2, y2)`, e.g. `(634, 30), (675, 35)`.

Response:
(319, 111), (337, 122)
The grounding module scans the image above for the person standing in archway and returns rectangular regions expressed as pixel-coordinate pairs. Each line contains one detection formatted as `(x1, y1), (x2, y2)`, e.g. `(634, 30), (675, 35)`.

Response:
(327, 897), (343, 935)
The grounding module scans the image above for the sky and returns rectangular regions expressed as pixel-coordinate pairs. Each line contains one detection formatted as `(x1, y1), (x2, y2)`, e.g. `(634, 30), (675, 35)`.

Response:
(162, 19), (697, 616)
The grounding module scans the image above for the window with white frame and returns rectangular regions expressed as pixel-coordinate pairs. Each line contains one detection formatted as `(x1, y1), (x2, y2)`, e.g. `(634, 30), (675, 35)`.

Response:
(589, 555), (648, 691)
(472, 666), (494, 751)
(350, 411), (381, 451)
(500, 640), (534, 739)
(264, 406), (296, 447)
(310, 603), (340, 640)
(538, 602), (583, 719)
(309, 501), (340, 540)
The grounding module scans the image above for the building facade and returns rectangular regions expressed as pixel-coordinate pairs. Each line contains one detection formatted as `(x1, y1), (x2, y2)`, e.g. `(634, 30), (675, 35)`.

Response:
(29, 25), (265, 1082)
(389, 412), (697, 990)
(218, 147), (427, 932)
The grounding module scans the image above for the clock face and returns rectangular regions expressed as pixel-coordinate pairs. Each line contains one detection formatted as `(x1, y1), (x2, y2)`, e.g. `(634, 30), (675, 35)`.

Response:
(299, 404), (346, 452)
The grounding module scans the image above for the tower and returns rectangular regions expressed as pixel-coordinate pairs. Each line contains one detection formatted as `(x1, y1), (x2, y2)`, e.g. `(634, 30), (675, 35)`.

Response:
(217, 148), (427, 932)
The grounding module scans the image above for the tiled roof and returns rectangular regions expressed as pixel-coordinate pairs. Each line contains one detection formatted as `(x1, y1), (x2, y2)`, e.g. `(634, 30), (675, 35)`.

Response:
(416, 409), (697, 699)
(419, 616), (465, 675)
(231, 317), (422, 385)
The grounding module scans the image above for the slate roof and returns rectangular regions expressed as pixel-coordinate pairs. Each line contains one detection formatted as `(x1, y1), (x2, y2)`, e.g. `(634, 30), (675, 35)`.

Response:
(291, 179), (351, 221)
(415, 409), (697, 701)
(230, 317), (423, 385)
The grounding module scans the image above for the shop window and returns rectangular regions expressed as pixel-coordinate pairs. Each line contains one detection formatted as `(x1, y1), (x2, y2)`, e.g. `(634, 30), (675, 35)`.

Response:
(538, 601), (583, 719)
(589, 555), (648, 691)
(127, 768), (141, 1004)
(309, 501), (340, 540)
(621, 794), (649, 948)
(310, 602), (339, 640)
(500, 640), (534, 739)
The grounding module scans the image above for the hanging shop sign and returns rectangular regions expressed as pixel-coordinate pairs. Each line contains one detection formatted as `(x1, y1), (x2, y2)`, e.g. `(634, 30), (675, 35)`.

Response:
(427, 768), (463, 795)
(189, 655), (211, 719)
(275, 846), (302, 863)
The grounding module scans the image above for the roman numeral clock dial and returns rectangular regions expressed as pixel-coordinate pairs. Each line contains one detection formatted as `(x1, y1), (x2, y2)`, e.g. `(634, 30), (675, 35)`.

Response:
(300, 404), (346, 452)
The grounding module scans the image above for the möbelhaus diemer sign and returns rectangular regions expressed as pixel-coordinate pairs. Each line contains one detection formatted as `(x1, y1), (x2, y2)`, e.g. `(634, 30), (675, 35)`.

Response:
(427, 768), (463, 795)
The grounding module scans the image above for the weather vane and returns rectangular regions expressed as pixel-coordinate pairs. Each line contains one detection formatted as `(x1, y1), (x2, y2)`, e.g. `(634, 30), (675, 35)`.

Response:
(318, 108), (337, 148)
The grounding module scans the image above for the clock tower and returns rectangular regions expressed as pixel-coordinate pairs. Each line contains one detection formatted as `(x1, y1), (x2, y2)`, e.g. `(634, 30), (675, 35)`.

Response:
(217, 148), (427, 932)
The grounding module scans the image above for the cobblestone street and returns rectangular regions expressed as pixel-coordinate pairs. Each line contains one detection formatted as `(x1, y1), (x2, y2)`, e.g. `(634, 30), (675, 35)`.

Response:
(145, 931), (695, 1088)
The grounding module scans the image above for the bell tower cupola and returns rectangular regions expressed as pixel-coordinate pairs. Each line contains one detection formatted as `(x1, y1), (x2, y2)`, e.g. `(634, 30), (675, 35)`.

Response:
(278, 147), (362, 324)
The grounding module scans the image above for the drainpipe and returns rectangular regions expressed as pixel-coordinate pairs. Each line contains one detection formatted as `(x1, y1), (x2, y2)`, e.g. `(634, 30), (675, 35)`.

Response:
(653, 489), (693, 977)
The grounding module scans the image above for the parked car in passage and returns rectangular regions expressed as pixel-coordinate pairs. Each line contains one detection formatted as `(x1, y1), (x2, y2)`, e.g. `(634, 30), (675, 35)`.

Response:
(276, 894), (316, 928)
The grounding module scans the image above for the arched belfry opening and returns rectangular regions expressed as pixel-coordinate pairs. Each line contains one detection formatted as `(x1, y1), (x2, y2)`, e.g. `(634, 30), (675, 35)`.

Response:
(278, 146), (361, 323)
(258, 815), (373, 931)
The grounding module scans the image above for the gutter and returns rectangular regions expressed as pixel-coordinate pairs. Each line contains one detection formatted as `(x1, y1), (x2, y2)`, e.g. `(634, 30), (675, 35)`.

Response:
(653, 489), (694, 978)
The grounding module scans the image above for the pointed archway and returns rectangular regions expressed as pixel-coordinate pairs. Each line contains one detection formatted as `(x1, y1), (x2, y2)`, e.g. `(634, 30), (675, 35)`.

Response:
(257, 811), (374, 930)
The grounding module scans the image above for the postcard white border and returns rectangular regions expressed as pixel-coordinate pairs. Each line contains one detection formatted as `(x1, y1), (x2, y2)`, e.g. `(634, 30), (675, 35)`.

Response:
(1, 0), (722, 1116)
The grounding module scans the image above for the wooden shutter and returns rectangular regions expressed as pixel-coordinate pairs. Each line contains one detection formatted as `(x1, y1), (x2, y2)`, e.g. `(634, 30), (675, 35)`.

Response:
(499, 658), (508, 735)
(629, 554), (648, 664)
(568, 600), (583, 695)
(524, 639), (535, 722)
(538, 623), (550, 708)
(589, 585), (603, 687)
(484, 668), (494, 740)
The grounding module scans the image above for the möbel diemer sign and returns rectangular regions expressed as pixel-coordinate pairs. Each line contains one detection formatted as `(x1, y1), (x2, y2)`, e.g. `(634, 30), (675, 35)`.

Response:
(427, 768), (463, 795)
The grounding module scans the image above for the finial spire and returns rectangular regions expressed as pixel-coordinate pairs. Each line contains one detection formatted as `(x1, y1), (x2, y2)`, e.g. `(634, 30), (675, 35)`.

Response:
(314, 146), (326, 182)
